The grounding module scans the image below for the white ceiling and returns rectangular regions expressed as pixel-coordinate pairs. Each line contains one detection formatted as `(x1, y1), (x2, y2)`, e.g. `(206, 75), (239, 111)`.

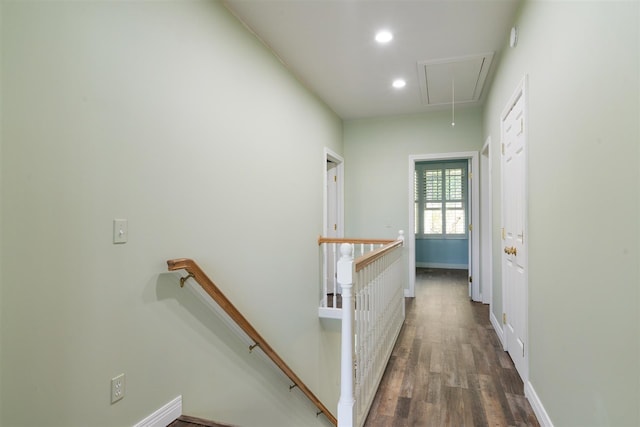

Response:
(224, 0), (521, 120)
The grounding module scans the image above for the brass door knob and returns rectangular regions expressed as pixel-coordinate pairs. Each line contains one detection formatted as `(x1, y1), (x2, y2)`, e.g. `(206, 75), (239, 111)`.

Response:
(504, 246), (517, 255)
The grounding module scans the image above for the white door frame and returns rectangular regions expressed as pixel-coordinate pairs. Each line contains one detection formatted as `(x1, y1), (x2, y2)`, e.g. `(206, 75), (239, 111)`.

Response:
(481, 138), (493, 305)
(324, 148), (344, 237)
(407, 151), (480, 299)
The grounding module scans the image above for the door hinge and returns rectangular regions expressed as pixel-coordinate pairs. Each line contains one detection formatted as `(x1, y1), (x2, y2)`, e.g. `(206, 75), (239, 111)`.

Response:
(469, 275), (472, 283)
(334, 175), (337, 182)
(501, 143), (505, 155)
(522, 343), (525, 357)
(501, 228), (505, 240)
(468, 223), (473, 231)
(502, 313), (506, 324)
(469, 172), (472, 180)
(333, 224), (337, 231)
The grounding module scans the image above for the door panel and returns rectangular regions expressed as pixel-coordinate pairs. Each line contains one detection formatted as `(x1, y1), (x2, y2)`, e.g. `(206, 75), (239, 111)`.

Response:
(502, 92), (527, 380)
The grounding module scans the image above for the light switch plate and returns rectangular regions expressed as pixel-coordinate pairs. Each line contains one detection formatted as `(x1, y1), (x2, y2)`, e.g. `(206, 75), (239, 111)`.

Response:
(113, 219), (128, 244)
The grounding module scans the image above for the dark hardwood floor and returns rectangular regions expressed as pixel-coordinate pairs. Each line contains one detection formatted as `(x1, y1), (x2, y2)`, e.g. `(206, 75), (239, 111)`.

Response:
(363, 268), (540, 427)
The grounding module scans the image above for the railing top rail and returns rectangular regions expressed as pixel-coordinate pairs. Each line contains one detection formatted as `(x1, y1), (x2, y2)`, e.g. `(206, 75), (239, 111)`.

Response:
(166, 258), (337, 426)
(318, 236), (396, 246)
(354, 240), (403, 272)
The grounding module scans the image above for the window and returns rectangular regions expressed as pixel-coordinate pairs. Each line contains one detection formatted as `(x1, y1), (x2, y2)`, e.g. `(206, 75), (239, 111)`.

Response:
(415, 161), (468, 238)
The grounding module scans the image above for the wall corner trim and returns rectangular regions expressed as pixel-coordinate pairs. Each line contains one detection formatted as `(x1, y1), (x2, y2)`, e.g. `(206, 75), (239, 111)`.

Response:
(133, 395), (182, 427)
(525, 381), (554, 427)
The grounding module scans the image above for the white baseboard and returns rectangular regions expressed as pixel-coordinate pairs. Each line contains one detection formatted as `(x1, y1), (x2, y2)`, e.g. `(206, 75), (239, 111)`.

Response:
(525, 381), (553, 427)
(489, 310), (505, 349)
(133, 395), (182, 427)
(415, 262), (468, 270)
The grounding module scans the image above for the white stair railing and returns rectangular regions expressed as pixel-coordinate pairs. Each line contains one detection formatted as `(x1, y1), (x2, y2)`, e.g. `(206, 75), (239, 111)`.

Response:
(318, 234), (402, 318)
(337, 232), (405, 427)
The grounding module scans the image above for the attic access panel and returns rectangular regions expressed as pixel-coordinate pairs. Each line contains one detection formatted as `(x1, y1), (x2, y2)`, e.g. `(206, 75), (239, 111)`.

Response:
(418, 53), (494, 106)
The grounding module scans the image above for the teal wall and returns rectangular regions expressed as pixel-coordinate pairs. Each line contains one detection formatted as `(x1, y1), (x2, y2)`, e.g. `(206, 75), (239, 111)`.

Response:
(415, 239), (468, 268)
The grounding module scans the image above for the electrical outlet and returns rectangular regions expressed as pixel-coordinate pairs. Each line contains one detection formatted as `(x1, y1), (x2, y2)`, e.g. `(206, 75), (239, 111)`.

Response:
(111, 373), (125, 403)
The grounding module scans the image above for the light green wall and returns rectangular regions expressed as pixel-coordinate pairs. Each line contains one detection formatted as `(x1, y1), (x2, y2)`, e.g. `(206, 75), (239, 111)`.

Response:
(343, 109), (483, 295)
(0, 1), (3, 422)
(344, 109), (483, 237)
(484, 1), (640, 425)
(0, 1), (341, 426)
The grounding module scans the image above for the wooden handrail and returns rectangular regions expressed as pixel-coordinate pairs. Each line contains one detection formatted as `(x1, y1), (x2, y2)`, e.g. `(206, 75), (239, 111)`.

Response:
(167, 258), (337, 426)
(355, 240), (404, 272)
(318, 236), (396, 246)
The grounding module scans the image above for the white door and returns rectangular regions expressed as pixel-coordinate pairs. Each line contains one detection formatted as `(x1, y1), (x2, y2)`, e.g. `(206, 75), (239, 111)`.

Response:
(326, 161), (339, 298)
(501, 90), (528, 380)
(327, 161), (338, 238)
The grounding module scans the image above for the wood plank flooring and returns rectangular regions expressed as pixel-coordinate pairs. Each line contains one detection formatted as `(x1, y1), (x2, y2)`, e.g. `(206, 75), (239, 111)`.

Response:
(363, 268), (540, 427)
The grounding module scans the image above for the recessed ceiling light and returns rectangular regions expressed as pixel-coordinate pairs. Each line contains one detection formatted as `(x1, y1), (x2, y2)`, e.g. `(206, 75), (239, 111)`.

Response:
(375, 30), (393, 44)
(392, 79), (406, 89)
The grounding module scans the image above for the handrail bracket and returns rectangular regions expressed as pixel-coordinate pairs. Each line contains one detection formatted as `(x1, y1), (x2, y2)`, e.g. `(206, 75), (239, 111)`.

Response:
(179, 272), (195, 288)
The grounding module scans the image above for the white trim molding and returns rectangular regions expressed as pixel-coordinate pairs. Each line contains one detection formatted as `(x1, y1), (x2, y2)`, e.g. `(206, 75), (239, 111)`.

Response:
(318, 307), (342, 319)
(133, 395), (182, 427)
(489, 310), (505, 349)
(525, 382), (554, 427)
(480, 137), (492, 306)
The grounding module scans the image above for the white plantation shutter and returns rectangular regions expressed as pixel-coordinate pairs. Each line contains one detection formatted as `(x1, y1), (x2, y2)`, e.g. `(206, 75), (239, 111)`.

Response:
(424, 170), (443, 234)
(444, 168), (465, 234)
(415, 161), (467, 237)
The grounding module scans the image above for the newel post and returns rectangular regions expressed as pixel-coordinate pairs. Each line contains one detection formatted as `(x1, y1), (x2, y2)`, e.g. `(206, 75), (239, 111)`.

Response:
(337, 243), (355, 427)
(397, 229), (405, 244)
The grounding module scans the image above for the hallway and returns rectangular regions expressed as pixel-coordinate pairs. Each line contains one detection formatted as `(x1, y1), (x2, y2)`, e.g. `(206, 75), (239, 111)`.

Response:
(363, 268), (540, 427)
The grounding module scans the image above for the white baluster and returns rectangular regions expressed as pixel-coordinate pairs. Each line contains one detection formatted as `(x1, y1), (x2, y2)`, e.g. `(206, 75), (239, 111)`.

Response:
(322, 243), (328, 309)
(337, 243), (355, 427)
(332, 243), (338, 308)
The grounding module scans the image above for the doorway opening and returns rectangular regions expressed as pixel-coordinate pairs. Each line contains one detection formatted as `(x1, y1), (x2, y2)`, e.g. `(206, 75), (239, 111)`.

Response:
(414, 160), (469, 271)
(324, 148), (344, 238)
(407, 152), (479, 299)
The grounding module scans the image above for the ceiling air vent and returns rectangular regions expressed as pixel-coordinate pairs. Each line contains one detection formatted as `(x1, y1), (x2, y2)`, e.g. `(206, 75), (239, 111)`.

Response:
(417, 53), (494, 106)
